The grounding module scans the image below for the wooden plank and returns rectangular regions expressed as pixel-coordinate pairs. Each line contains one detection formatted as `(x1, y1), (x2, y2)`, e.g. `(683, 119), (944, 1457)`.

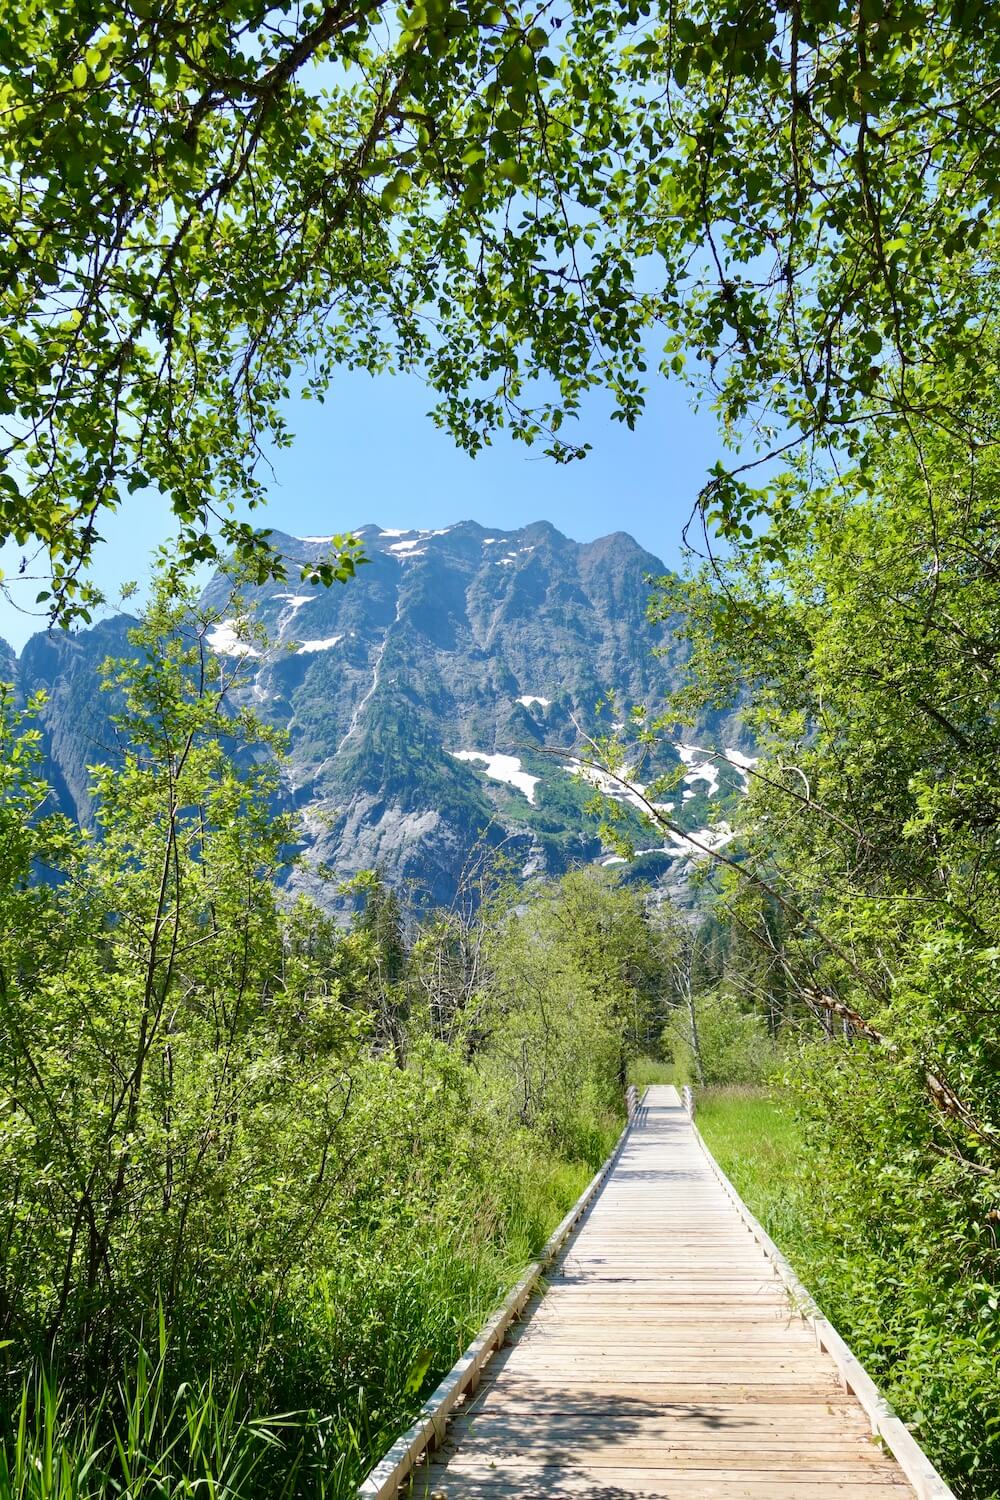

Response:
(504, 1360), (828, 1372)
(408, 1458), (915, 1497)
(474, 1371), (849, 1399)
(529, 1308), (806, 1321)
(467, 1395), (877, 1426)
(517, 1337), (816, 1347)
(441, 1445), (901, 1470)
(458, 1428), (887, 1452)
(458, 1425), (879, 1449)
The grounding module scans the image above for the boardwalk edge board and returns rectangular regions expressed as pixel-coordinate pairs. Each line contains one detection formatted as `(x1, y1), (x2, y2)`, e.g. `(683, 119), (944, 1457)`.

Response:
(685, 1093), (956, 1500)
(356, 1099), (638, 1500)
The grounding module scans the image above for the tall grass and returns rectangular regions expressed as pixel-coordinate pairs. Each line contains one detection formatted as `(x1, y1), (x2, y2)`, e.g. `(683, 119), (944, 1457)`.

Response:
(627, 1056), (676, 1088)
(315, 1151), (600, 1489)
(0, 1340), (300, 1500)
(693, 1086), (819, 1266)
(0, 1147), (604, 1500)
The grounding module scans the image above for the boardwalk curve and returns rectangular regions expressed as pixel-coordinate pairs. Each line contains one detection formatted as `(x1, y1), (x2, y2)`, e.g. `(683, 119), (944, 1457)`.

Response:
(364, 1086), (953, 1500)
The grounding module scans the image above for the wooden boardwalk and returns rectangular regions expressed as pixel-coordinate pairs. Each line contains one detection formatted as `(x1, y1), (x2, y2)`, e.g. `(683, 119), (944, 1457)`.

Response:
(406, 1086), (922, 1499)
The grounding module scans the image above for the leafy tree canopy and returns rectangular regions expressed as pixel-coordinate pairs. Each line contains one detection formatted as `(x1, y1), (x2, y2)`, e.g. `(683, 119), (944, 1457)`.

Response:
(2, 0), (997, 617)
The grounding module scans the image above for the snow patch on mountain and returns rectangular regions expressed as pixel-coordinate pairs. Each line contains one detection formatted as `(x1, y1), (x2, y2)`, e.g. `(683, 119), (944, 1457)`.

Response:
(274, 592), (315, 642)
(675, 743), (721, 796)
(562, 759), (648, 816)
(693, 821), (735, 853)
(725, 748), (758, 778)
(297, 636), (343, 653)
(674, 742), (757, 790)
(449, 751), (540, 804)
(497, 545), (535, 566)
(381, 527), (453, 545)
(598, 814), (736, 874)
(517, 695), (551, 708)
(664, 820), (735, 858)
(206, 621), (261, 658)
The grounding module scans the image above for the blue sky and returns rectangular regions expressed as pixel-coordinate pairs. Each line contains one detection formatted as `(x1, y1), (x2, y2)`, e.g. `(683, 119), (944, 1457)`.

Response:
(0, 366), (723, 652)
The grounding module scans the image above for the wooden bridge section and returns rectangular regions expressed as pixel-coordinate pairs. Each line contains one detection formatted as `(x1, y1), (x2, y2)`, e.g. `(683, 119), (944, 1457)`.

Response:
(392, 1086), (950, 1500)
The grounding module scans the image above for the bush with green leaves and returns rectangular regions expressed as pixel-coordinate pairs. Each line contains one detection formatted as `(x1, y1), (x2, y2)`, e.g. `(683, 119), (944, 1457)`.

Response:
(478, 868), (669, 1155)
(667, 988), (778, 1086)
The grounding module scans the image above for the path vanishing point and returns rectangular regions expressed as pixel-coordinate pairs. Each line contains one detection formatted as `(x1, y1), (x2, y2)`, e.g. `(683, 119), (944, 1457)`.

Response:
(395, 1085), (952, 1500)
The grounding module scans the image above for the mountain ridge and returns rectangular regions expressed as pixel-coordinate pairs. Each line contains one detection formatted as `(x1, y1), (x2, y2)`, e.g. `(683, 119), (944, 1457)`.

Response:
(7, 520), (751, 910)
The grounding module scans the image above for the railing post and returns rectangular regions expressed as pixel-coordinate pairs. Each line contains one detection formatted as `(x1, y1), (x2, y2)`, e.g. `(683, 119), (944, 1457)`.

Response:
(681, 1084), (695, 1117)
(625, 1084), (639, 1122)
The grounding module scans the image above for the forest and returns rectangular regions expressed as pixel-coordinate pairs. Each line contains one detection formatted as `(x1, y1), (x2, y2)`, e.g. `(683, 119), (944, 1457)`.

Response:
(2, 0), (999, 1494)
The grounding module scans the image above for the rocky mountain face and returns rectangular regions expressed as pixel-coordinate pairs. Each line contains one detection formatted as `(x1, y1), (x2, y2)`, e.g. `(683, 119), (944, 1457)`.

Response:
(8, 520), (751, 912)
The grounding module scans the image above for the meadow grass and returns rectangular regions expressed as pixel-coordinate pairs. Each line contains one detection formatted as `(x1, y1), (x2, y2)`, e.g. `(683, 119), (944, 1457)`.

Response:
(693, 1086), (819, 1266)
(627, 1056), (677, 1088)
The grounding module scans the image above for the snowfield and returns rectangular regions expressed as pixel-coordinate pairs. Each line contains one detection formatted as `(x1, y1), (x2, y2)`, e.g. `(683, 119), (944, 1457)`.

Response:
(674, 741), (758, 790)
(206, 621), (261, 658)
(449, 751), (540, 804)
(675, 743), (721, 796)
(296, 636), (343, 653)
(561, 758), (649, 816)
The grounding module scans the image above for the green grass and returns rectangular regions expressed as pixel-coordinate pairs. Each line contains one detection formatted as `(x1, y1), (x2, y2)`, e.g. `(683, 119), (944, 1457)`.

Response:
(694, 1086), (818, 1265)
(0, 1146), (606, 1500)
(627, 1056), (676, 1088)
(0, 1342), (295, 1500)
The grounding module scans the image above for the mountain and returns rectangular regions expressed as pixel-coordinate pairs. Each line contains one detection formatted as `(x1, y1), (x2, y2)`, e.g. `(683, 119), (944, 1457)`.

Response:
(9, 521), (752, 912)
